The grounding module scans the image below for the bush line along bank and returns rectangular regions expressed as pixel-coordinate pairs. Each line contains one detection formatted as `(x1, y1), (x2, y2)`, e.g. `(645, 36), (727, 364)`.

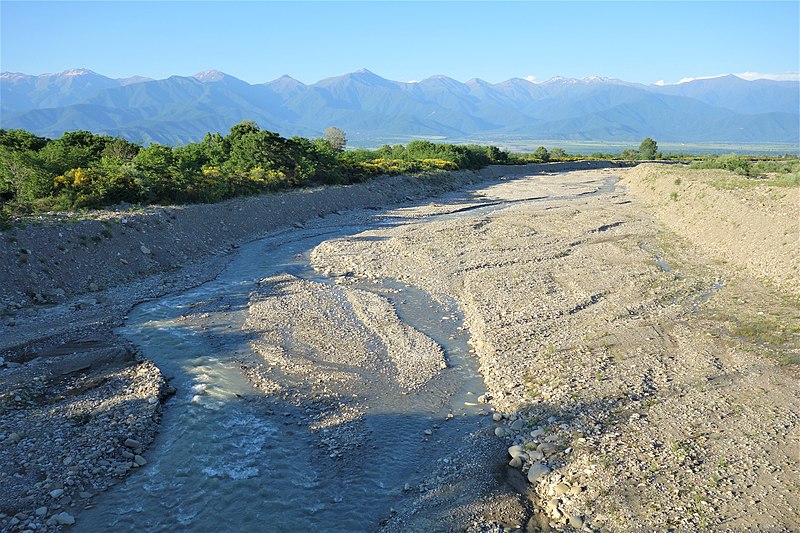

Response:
(2, 124), (796, 218)
(1, 122), (518, 217)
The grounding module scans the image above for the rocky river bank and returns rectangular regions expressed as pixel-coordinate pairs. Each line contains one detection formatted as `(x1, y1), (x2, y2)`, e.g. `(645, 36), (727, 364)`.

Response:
(1, 162), (797, 532)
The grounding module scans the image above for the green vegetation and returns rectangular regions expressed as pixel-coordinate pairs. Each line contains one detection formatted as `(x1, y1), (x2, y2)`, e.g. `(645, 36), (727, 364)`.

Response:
(0, 123), (511, 218)
(6, 124), (793, 221)
(639, 137), (659, 160)
(323, 127), (347, 152)
(690, 153), (800, 188)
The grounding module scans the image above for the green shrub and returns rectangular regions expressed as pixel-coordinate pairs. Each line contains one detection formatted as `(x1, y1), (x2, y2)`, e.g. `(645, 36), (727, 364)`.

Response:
(690, 154), (753, 176)
(0, 123), (513, 216)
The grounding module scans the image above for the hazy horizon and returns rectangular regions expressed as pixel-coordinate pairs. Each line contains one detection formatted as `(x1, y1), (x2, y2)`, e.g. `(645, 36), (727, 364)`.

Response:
(4, 67), (799, 88)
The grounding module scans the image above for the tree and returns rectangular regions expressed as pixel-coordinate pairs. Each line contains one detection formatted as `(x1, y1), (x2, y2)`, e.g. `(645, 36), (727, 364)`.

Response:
(102, 136), (139, 162)
(0, 129), (48, 152)
(533, 146), (550, 162)
(323, 127), (347, 152)
(639, 137), (658, 160)
(550, 148), (567, 161)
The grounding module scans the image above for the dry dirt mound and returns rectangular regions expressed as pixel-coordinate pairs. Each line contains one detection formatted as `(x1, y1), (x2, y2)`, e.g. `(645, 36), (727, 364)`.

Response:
(622, 164), (799, 296)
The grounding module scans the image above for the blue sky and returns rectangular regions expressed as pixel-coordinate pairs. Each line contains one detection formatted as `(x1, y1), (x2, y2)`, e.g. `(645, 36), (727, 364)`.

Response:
(1, 1), (798, 85)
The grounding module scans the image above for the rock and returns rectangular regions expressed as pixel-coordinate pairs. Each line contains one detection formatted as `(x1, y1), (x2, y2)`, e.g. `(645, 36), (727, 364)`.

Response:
(477, 394), (490, 404)
(121, 450), (134, 459)
(510, 419), (525, 431)
(528, 450), (545, 460)
(134, 455), (147, 466)
(53, 512), (75, 525)
(88, 282), (99, 292)
(555, 482), (570, 495)
(509, 456), (523, 468)
(423, 429), (432, 436)
(35, 506), (47, 517)
(508, 445), (527, 459)
(62, 456), (73, 466)
(139, 245), (151, 255)
(48, 489), (64, 498)
(568, 514), (585, 529)
(527, 462), (551, 484)
(570, 485), (583, 495)
(6, 432), (21, 444)
(494, 426), (507, 438)
(123, 438), (141, 449)
(492, 412), (503, 422)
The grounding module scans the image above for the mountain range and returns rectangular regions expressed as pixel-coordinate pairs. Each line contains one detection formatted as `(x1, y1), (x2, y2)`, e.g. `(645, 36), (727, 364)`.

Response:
(1, 68), (798, 146)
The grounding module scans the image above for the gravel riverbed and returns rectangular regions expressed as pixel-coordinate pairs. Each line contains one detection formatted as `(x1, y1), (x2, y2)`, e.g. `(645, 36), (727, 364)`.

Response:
(1, 162), (796, 532)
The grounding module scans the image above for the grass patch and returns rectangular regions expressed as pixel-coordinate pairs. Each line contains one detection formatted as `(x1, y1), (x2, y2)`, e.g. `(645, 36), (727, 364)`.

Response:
(688, 155), (800, 190)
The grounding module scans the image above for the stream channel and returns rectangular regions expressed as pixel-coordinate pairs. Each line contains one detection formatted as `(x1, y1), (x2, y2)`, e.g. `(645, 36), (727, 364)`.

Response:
(76, 174), (619, 532)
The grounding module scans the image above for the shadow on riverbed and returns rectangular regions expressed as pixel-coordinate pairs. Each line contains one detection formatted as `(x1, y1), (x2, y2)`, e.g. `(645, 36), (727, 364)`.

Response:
(72, 360), (507, 533)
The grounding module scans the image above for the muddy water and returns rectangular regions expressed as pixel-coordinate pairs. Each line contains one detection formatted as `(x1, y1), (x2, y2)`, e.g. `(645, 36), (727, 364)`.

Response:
(77, 174), (620, 532)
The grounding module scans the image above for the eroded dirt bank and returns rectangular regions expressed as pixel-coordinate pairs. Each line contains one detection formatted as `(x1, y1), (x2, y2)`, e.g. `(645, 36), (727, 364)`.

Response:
(310, 166), (799, 531)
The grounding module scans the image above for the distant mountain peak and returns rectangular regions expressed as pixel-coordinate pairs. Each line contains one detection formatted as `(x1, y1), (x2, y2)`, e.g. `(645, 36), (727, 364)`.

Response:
(420, 74), (463, 85)
(263, 75), (306, 91)
(542, 76), (576, 84)
(59, 68), (97, 77)
(274, 74), (304, 85)
(655, 74), (743, 86)
(0, 72), (32, 81)
(349, 68), (390, 81)
(500, 77), (537, 86)
(583, 76), (616, 83)
(193, 69), (228, 82)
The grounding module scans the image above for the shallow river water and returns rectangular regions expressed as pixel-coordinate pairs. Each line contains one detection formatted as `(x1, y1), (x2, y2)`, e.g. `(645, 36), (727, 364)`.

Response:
(76, 174), (619, 532)
(76, 218), (491, 532)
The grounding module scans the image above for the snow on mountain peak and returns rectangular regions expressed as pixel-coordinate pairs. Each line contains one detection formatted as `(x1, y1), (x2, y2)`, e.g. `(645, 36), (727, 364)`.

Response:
(193, 70), (226, 82)
(60, 68), (95, 77)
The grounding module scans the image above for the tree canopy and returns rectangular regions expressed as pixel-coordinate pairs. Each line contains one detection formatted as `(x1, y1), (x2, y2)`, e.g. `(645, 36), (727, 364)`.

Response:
(0, 123), (512, 217)
(323, 127), (347, 152)
(639, 137), (658, 160)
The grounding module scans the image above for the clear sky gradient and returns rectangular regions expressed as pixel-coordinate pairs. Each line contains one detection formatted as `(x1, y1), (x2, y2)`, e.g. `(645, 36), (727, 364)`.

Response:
(2, 1), (798, 85)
